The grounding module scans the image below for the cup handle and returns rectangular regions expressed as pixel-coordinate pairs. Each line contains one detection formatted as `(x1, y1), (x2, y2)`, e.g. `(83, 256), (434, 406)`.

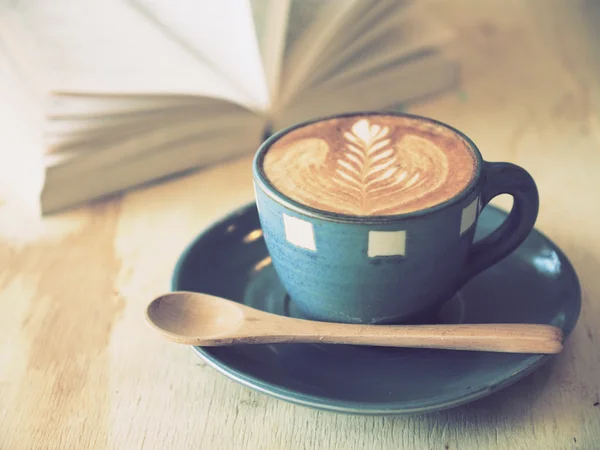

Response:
(460, 161), (539, 286)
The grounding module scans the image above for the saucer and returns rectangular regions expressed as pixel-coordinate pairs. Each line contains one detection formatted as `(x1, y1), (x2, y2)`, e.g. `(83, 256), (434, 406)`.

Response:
(172, 203), (581, 415)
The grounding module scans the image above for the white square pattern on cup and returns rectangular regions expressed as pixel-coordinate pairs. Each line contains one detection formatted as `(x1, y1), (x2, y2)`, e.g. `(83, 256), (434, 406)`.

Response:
(282, 214), (316, 251)
(368, 230), (406, 257)
(460, 197), (479, 235)
(280, 198), (478, 255)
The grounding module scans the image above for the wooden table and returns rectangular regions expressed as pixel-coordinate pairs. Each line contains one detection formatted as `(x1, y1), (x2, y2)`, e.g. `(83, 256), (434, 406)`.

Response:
(1, 1), (599, 449)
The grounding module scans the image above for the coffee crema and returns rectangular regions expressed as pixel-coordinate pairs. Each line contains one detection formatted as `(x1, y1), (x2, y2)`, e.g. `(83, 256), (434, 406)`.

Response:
(262, 115), (477, 216)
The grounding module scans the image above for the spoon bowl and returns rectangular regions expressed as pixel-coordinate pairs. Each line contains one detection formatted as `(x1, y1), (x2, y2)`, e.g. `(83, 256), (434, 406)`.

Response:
(146, 291), (564, 353)
(147, 293), (245, 339)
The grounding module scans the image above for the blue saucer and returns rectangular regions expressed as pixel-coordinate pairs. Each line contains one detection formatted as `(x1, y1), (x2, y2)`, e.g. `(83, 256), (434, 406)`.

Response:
(172, 203), (581, 415)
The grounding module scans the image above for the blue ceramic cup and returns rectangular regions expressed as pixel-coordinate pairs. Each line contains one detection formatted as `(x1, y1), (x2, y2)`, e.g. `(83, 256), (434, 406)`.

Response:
(252, 112), (539, 324)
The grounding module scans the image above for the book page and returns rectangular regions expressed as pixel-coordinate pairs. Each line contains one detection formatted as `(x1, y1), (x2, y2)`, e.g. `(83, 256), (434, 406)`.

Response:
(0, 0), (259, 109)
(0, 40), (45, 216)
(275, 51), (458, 130)
(129, 0), (271, 111)
(310, 16), (452, 90)
(278, 0), (361, 107)
(45, 105), (266, 178)
(322, 0), (407, 53)
(282, 0), (325, 64)
(45, 95), (203, 119)
(45, 106), (204, 139)
(249, 0), (290, 102)
(45, 98), (259, 148)
(306, 1), (413, 85)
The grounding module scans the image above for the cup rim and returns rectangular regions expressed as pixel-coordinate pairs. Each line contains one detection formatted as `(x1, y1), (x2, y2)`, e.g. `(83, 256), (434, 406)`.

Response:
(253, 111), (483, 224)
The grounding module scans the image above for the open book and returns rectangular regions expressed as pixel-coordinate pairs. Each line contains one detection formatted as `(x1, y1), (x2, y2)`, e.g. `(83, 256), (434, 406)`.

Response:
(0, 0), (459, 214)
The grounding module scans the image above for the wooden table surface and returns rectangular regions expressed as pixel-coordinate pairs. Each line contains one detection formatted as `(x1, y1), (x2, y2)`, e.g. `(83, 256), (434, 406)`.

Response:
(1, 1), (599, 449)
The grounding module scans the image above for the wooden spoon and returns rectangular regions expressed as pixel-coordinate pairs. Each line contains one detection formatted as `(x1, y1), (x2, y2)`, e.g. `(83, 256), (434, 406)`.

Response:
(146, 291), (564, 354)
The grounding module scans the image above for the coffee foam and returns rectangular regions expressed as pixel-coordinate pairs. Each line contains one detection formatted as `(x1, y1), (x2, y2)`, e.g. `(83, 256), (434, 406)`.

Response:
(262, 115), (476, 216)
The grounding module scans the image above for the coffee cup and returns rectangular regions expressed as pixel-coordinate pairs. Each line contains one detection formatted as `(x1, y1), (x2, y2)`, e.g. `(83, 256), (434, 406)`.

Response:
(252, 112), (539, 324)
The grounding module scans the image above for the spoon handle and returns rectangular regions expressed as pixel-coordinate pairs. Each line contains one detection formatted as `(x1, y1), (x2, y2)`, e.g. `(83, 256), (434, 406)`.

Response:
(270, 323), (563, 354)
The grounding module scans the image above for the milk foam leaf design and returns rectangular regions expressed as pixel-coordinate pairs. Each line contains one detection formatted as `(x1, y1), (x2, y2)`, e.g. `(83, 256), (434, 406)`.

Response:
(332, 119), (450, 215)
(332, 119), (397, 214)
(333, 119), (395, 204)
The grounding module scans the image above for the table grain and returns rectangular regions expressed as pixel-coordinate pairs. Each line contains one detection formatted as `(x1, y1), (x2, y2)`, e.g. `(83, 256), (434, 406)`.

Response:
(1, 1), (599, 449)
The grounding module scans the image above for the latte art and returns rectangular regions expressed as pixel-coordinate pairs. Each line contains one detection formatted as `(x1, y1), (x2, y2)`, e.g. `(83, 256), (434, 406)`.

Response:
(332, 120), (449, 215)
(262, 115), (476, 216)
